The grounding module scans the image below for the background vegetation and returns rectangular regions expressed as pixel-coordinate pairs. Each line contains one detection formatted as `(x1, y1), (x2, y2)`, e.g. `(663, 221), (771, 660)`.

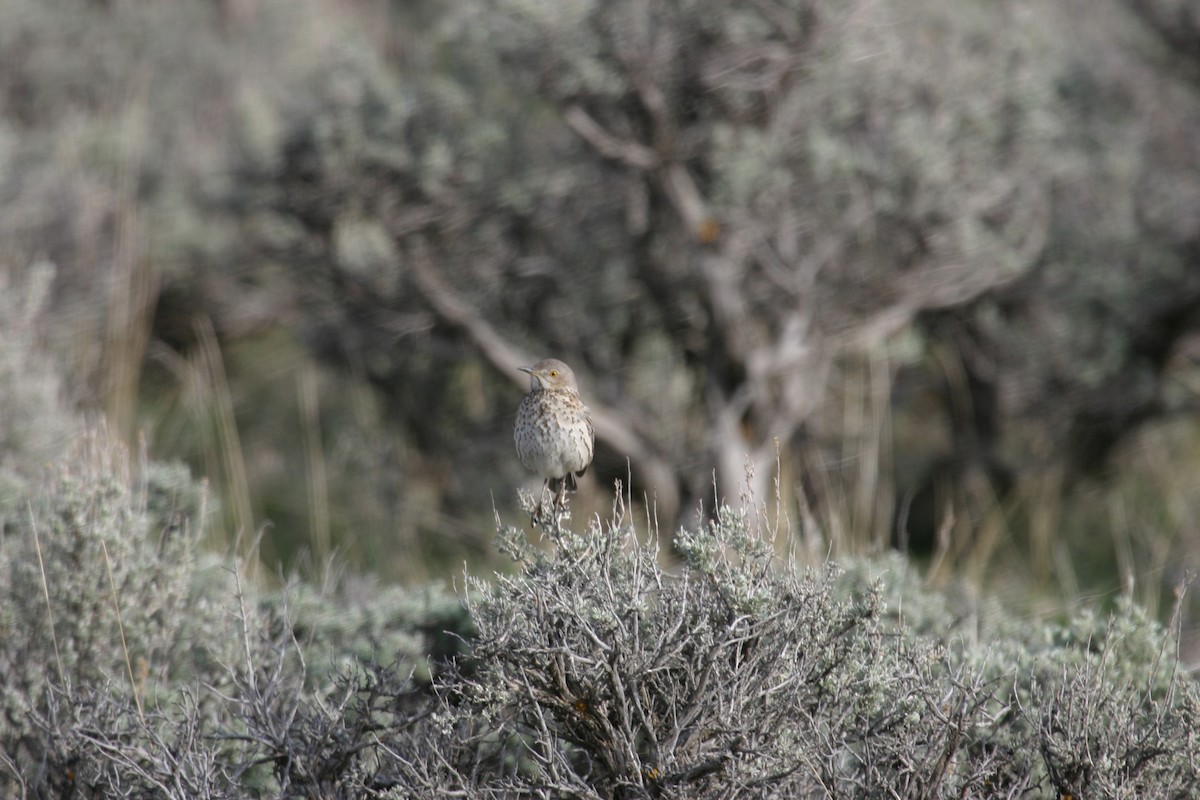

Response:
(1, 0), (1200, 794)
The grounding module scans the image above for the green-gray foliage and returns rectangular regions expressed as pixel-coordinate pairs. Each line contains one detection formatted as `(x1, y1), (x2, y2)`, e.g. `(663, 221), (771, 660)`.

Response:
(0, 189), (459, 797)
(2, 2), (1200, 794)
(229, 0), (1200, 585)
(7, 0), (1200, 606)
(0, 432), (235, 795)
(2, 440), (1197, 797)
(410, 500), (1199, 798)
(0, 430), (466, 798)
(0, 264), (74, 510)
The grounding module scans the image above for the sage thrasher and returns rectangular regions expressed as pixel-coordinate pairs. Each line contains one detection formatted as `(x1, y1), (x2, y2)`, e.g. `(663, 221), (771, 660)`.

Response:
(514, 358), (595, 514)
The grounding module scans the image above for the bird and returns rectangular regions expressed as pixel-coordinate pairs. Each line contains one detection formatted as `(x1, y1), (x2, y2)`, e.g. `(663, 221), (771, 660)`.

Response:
(514, 358), (595, 518)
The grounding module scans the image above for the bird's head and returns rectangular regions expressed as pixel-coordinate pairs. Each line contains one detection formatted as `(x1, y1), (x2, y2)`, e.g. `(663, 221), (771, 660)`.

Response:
(519, 359), (579, 392)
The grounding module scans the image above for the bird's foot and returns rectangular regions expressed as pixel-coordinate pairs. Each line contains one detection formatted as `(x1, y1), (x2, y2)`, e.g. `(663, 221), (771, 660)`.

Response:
(530, 493), (570, 530)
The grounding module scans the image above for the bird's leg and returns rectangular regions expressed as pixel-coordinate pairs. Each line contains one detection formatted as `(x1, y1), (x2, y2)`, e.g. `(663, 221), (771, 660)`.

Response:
(530, 479), (552, 526)
(554, 479), (567, 513)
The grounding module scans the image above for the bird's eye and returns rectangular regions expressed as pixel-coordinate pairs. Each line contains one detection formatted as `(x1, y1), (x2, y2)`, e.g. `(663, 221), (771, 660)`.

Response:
(549, 370), (558, 377)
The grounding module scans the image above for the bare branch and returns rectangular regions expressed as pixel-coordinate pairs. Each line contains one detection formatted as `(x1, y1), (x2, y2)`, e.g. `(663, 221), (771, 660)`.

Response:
(564, 106), (660, 170)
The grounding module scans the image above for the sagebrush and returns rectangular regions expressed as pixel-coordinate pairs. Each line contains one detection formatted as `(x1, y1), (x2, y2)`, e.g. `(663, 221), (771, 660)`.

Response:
(2, 463), (1197, 798)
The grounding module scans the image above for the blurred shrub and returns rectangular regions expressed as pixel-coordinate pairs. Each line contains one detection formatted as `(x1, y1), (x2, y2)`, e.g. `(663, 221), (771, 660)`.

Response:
(0, 263), (75, 509)
(4, 0), (1200, 612)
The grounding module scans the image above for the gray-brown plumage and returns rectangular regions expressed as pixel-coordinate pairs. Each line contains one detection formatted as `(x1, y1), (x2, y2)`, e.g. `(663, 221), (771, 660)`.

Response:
(514, 358), (595, 512)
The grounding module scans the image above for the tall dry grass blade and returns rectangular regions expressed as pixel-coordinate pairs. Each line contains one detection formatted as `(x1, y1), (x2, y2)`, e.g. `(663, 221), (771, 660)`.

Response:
(28, 502), (65, 688)
(865, 346), (894, 549)
(842, 353), (868, 546)
(298, 362), (331, 567)
(193, 316), (258, 577)
(102, 539), (144, 723)
(1024, 468), (1062, 585)
(925, 505), (956, 588)
(102, 70), (159, 446)
(1150, 573), (1192, 709)
(960, 472), (1010, 589)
